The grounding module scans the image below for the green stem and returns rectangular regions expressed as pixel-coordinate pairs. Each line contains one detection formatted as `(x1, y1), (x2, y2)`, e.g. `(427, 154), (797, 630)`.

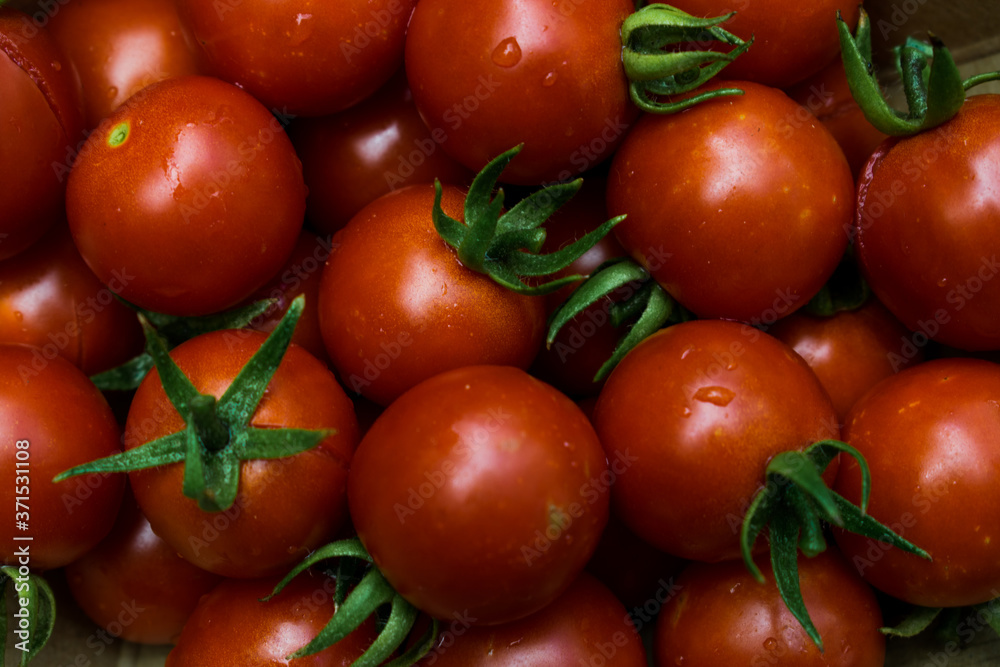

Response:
(189, 394), (230, 453)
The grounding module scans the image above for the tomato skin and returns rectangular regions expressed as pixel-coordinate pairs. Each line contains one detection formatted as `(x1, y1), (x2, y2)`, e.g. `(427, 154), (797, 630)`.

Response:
(769, 298), (924, 424)
(854, 94), (1000, 351)
(405, 0), (638, 185)
(833, 358), (1000, 608)
(125, 330), (359, 579)
(0, 8), (84, 260)
(175, 0), (416, 117)
(66, 75), (306, 317)
(0, 223), (145, 376)
(654, 550), (885, 667)
(607, 81), (853, 322)
(46, 0), (202, 130)
(0, 344), (124, 571)
(318, 185), (545, 406)
(166, 574), (377, 666)
(348, 365), (609, 625)
(416, 573), (646, 666)
(65, 493), (222, 644)
(593, 320), (840, 562)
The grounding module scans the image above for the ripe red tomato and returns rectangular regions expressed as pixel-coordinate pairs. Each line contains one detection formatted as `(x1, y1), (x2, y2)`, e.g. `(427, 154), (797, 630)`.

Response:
(592, 319), (840, 562)
(853, 94), (1000, 351)
(125, 329), (359, 578)
(833, 358), (1000, 608)
(66, 75), (306, 316)
(64, 493), (222, 644)
(607, 81), (854, 323)
(0, 344), (124, 570)
(318, 185), (545, 406)
(46, 0), (202, 130)
(405, 0), (638, 185)
(175, 0), (417, 116)
(348, 365), (609, 625)
(654, 550), (885, 666)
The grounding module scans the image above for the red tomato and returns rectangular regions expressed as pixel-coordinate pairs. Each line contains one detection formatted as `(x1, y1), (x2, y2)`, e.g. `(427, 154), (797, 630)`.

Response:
(166, 574), (377, 666)
(853, 94), (1000, 351)
(769, 298), (925, 424)
(175, 0), (416, 117)
(654, 550), (885, 666)
(66, 75), (306, 316)
(416, 573), (647, 666)
(0, 344), (124, 570)
(46, 0), (202, 130)
(405, 0), (638, 185)
(65, 492), (222, 644)
(833, 358), (1000, 608)
(348, 365), (609, 625)
(0, 223), (145, 376)
(125, 330), (359, 578)
(0, 8), (84, 260)
(290, 69), (473, 237)
(592, 320), (840, 562)
(607, 81), (854, 322)
(318, 185), (545, 406)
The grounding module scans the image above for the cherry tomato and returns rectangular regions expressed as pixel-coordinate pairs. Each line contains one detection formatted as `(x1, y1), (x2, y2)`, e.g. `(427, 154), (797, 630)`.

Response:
(654, 549), (885, 666)
(853, 94), (1000, 351)
(592, 319), (840, 562)
(64, 492), (222, 644)
(833, 358), (1000, 608)
(405, 0), (638, 185)
(125, 329), (358, 578)
(175, 0), (417, 117)
(0, 223), (145, 376)
(66, 75), (306, 316)
(607, 81), (854, 322)
(0, 343), (124, 570)
(46, 0), (202, 130)
(348, 365), (609, 625)
(318, 185), (545, 406)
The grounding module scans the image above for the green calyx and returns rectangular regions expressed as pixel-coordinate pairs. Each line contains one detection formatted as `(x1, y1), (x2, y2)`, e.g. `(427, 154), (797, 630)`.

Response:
(837, 7), (1000, 136)
(54, 295), (332, 513)
(621, 4), (752, 114)
(432, 145), (625, 296)
(546, 257), (693, 381)
(741, 440), (931, 651)
(267, 538), (438, 666)
(881, 597), (1000, 643)
(802, 247), (871, 317)
(0, 567), (55, 667)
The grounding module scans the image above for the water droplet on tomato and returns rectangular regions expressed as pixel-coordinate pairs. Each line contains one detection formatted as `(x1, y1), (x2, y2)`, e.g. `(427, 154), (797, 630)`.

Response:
(51, 61), (62, 72)
(13, 311), (23, 322)
(693, 386), (736, 407)
(106, 86), (118, 100)
(542, 71), (557, 87)
(289, 13), (314, 46)
(763, 637), (778, 650)
(679, 406), (692, 418)
(491, 37), (522, 67)
(936, 277), (948, 287)
(680, 345), (695, 360)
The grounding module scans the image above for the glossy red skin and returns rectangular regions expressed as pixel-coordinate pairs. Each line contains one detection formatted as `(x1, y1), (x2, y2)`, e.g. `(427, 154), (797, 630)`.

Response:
(65, 494), (222, 644)
(348, 366), (609, 625)
(833, 358), (1000, 608)
(0, 8), (84, 260)
(607, 81), (853, 322)
(318, 185), (546, 406)
(125, 330), (359, 579)
(854, 94), (1000, 351)
(0, 223), (145, 376)
(66, 75), (306, 316)
(166, 574), (377, 666)
(769, 298), (925, 424)
(290, 69), (473, 237)
(46, 0), (201, 131)
(175, 0), (416, 117)
(416, 573), (646, 666)
(654, 550), (885, 667)
(661, 1), (860, 88)
(593, 320), (840, 562)
(0, 344), (124, 570)
(405, 0), (638, 185)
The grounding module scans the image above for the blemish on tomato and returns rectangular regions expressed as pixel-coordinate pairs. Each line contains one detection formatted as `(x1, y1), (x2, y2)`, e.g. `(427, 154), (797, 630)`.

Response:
(107, 121), (130, 147)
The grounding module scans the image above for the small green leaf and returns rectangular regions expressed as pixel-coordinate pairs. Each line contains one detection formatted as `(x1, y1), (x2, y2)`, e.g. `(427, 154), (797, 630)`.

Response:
(503, 216), (626, 278)
(740, 485), (779, 584)
(593, 283), (678, 381)
(182, 423), (241, 513)
(769, 513), (824, 651)
(234, 427), (334, 460)
(267, 538), (373, 601)
(140, 315), (200, 417)
(0, 567), (57, 666)
(832, 492), (931, 560)
(806, 440), (872, 513)
(881, 605), (943, 637)
(547, 259), (650, 345)
(90, 354), (156, 391)
(53, 431), (187, 482)
(497, 180), (582, 233)
(385, 618), (439, 667)
(766, 452), (841, 527)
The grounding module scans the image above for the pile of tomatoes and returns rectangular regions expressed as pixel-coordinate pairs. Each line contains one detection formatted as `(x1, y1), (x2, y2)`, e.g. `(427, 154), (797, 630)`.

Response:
(2, 0), (999, 665)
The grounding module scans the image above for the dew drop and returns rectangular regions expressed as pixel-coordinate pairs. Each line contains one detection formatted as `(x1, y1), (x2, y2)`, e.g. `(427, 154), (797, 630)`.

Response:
(679, 345), (695, 360)
(936, 277), (949, 287)
(106, 86), (118, 100)
(693, 386), (736, 407)
(491, 37), (522, 67)
(13, 311), (23, 322)
(289, 13), (314, 46)
(763, 637), (778, 650)
(679, 406), (692, 418)
(51, 61), (62, 72)
(542, 71), (558, 87)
